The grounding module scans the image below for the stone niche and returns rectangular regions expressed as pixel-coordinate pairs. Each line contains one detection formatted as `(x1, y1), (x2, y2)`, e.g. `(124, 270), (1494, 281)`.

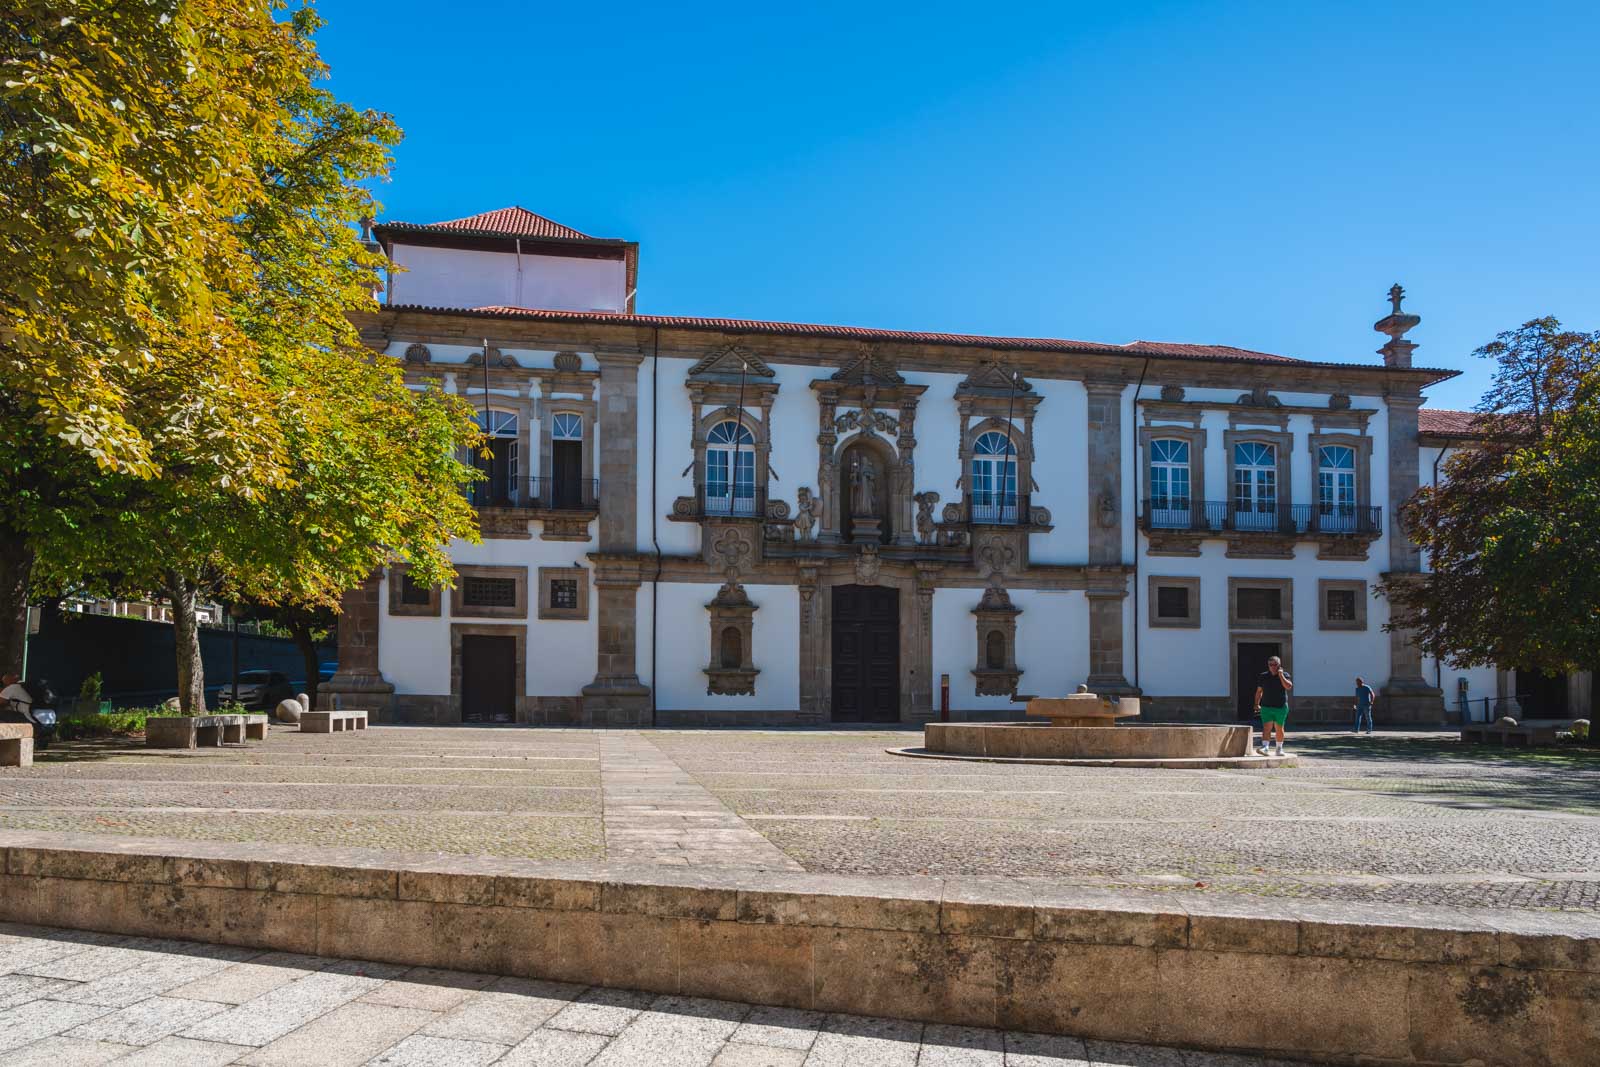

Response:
(971, 584), (1023, 697)
(810, 345), (926, 546)
(704, 581), (760, 696)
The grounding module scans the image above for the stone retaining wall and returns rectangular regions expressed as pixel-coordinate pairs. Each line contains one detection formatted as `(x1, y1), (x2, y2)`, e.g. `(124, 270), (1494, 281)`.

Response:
(0, 830), (1594, 1066)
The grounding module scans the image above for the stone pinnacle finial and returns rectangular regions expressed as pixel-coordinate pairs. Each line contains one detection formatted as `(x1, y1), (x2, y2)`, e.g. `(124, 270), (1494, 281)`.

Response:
(1374, 282), (1421, 368)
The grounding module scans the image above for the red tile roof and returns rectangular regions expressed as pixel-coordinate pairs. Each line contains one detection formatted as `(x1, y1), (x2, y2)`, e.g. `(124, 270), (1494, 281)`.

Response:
(1120, 341), (1297, 364)
(388, 207), (594, 241)
(1418, 408), (1487, 436)
(393, 304), (1451, 380)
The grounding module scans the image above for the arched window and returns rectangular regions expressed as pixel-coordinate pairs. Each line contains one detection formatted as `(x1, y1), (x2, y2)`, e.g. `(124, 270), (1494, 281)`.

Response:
(970, 431), (1018, 523)
(985, 630), (1006, 670)
(1149, 438), (1190, 528)
(471, 410), (518, 506)
(705, 420), (756, 516)
(1318, 445), (1357, 531)
(1232, 441), (1276, 531)
(719, 627), (743, 669)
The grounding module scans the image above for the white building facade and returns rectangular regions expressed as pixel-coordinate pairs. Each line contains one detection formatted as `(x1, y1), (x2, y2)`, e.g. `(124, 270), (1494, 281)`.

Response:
(323, 206), (1493, 727)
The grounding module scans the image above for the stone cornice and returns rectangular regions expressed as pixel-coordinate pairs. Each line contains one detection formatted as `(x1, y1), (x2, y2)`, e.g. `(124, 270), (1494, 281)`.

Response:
(351, 308), (1458, 393)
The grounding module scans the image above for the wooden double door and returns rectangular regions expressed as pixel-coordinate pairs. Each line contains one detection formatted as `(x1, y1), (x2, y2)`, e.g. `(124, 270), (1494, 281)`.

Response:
(831, 585), (900, 722)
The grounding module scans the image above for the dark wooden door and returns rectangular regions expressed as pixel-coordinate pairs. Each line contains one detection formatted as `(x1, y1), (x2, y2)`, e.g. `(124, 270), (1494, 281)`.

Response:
(832, 585), (900, 722)
(552, 440), (582, 508)
(473, 439), (514, 506)
(461, 635), (516, 724)
(1236, 641), (1281, 720)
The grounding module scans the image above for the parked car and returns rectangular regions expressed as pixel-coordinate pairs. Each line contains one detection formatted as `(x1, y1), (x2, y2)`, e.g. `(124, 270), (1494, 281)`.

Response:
(218, 670), (296, 711)
(318, 661), (338, 682)
(1, 678), (58, 750)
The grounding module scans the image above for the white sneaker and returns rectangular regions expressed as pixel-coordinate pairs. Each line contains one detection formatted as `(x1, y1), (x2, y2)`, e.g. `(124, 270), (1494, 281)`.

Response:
(1274, 744), (1285, 756)
(1255, 744), (1270, 756)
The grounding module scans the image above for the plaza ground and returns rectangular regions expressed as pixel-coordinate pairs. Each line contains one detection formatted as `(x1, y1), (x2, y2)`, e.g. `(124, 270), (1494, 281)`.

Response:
(3, 726), (1598, 911)
(3, 726), (1597, 1065)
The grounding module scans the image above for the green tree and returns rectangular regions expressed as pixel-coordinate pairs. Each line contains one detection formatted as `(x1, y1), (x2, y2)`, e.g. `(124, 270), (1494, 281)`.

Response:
(9, 2), (482, 707)
(1382, 319), (1600, 673)
(1, 0), (321, 672)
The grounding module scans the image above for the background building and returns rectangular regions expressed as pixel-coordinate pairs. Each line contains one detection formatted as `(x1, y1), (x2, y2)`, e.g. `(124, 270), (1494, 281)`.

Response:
(321, 206), (1563, 727)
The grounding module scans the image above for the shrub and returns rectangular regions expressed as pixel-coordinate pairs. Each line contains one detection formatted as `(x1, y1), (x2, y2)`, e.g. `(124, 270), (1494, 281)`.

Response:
(54, 707), (156, 741)
(77, 672), (103, 705)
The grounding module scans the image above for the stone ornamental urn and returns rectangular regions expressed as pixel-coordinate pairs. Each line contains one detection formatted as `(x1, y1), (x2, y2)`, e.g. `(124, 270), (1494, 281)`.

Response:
(1024, 686), (1141, 728)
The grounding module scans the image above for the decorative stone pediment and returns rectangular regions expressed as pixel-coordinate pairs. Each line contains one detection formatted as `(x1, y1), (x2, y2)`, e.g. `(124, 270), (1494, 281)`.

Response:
(832, 346), (905, 387)
(956, 361), (1034, 397)
(688, 343), (776, 382)
(465, 346), (516, 369)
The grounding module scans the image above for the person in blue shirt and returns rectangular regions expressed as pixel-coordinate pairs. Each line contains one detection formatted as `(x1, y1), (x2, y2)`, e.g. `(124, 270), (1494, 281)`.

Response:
(1353, 676), (1376, 735)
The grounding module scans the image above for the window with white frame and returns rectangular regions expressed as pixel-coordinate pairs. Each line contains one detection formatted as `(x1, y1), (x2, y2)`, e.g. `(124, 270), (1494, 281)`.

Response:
(472, 410), (518, 506)
(1317, 445), (1357, 531)
(549, 411), (585, 508)
(1231, 441), (1277, 531)
(705, 420), (757, 515)
(970, 431), (1019, 523)
(1149, 438), (1191, 528)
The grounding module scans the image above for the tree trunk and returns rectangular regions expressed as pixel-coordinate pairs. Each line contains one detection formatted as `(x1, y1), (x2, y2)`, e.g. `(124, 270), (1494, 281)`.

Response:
(291, 622), (320, 710)
(0, 524), (33, 677)
(168, 573), (207, 713)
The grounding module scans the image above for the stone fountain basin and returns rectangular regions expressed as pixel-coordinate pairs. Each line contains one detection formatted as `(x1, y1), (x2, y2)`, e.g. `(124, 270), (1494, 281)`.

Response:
(923, 721), (1252, 761)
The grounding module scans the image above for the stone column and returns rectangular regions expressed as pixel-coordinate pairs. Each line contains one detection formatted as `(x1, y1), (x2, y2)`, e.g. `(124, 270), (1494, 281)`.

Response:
(319, 573), (394, 716)
(1382, 391), (1443, 722)
(583, 351), (651, 724)
(1084, 382), (1133, 692)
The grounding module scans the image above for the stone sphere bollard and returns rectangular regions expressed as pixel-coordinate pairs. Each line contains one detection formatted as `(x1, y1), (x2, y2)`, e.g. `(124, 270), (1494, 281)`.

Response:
(161, 696), (182, 711)
(1494, 716), (1519, 728)
(275, 698), (303, 724)
(296, 693), (310, 712)
(1572, 719), (1591, 740)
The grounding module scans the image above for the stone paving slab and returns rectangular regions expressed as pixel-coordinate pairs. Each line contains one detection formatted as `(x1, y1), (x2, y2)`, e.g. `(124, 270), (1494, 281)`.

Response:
(3, 726), (1598, 912)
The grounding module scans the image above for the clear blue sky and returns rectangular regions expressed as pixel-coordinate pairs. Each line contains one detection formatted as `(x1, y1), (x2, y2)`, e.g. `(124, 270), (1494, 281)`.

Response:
(314, 0), (1598, 410)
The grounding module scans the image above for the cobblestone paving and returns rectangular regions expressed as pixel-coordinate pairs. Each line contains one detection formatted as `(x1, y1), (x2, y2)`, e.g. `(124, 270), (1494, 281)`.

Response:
(0, 924), (1299, 1066)
(3, 726), (1598, 909)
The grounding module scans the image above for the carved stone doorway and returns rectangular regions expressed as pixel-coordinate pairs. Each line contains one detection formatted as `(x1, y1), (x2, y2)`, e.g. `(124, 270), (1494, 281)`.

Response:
(831, 585), (900, 722)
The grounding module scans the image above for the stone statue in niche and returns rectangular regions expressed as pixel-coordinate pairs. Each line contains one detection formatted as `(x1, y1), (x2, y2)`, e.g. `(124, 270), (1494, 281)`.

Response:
(849, 456), (878, 516)
(793, 487), (818, 542)
(914, 491), (939, 545)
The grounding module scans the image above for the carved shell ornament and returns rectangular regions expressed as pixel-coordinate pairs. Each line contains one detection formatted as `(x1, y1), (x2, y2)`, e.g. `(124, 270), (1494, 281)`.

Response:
(553, 351), (582, 372)
(403, 343), (432, 363)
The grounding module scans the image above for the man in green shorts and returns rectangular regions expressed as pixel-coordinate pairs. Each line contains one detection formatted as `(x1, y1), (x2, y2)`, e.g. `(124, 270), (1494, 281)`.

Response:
(1253, 655), (1293, 756)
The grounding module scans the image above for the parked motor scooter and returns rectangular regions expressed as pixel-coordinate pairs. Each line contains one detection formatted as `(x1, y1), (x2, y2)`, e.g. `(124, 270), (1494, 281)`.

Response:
(0, 678), (58, 750)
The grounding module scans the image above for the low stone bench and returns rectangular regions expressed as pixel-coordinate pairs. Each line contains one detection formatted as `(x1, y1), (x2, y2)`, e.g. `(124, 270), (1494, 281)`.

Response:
(300, 710), (368, 734)
(0, 723), (33, 767)
(146, 714), (268, 749)
(1460, 723), (1561, 747)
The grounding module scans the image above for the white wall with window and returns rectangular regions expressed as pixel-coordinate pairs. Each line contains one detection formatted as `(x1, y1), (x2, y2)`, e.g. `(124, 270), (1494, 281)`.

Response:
(472, 409), (519, 506)
(1231, 441), (1277, 531)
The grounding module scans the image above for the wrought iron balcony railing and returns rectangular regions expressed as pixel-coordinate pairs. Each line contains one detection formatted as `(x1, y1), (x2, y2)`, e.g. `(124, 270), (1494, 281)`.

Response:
(968, 493), (1032, 526)
(469, 477), (598, 511)
(699, 486), (766, 518)
(1140, 500), (1382, 536)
